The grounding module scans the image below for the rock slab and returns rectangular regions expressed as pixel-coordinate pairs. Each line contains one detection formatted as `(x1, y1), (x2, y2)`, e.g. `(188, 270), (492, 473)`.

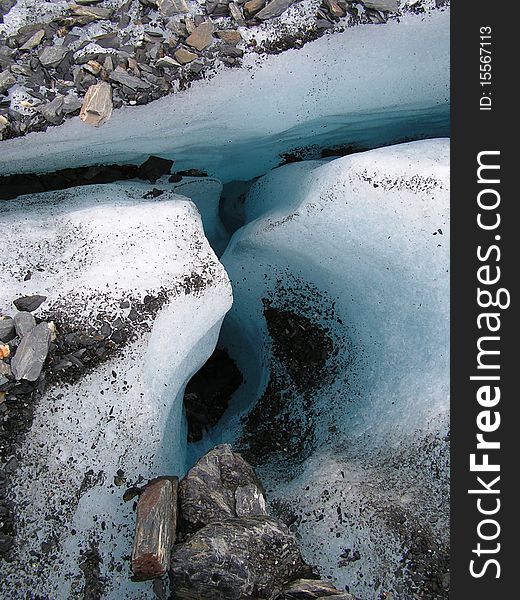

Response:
(80, 81), (113, 127)
(11, 322), (52, 381)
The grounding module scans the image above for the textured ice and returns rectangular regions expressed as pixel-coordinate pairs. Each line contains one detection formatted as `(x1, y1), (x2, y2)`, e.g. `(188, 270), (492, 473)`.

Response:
(206, 139), (450, 598)
(0, 182), (232, 598)
(0, 9), (449, 182)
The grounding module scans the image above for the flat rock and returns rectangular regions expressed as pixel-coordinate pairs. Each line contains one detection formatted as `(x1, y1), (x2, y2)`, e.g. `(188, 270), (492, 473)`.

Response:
(178, 444), (266, 532)
(186, 22), (215, 51)
(280, 579), (356, 599)
(69, 4), (113, 20)
(109, 69), (151, 90)
(19, 30), (45, 52)
(363, 0), (400, 11)
(216, 30), (243, 44)
(157, 0), (189, 16)
(169, 517), (304, 600)
(255, 0), (293, 20)
(155, 56), (181, 69)
(0, 317), (15, 343)
(174, 48), (198, 64)
(229, 2), (246, 26)
(80, 81), (113, 127)
(40, 95), (64, 124)
(39, 45), (69, 68)
(13, 294), (47, 312)
(11, 322), (52, 381)
(244, 0), (265, 17)
(0, 69), (16, 93)
(14, 311), (36, 338)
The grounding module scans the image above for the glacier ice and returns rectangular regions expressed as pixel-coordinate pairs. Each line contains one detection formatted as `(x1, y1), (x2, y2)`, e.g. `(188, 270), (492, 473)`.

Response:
(0, 181), (232, 598)
(0, 9), (449, 183)
(201, 138), (450, 598)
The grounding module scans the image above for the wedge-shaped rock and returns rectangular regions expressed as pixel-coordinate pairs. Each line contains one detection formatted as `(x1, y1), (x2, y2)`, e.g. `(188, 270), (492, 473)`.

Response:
(11, 322), (51, 381)
(80, 81), (112, 127)
(255, 0), (293, 20)
(132, 477), (178, 580)
(169, 517), (304, 599)
(69, 4), (113, 20)
(186, 22), (215, 51)
(178, 444), (266, 532)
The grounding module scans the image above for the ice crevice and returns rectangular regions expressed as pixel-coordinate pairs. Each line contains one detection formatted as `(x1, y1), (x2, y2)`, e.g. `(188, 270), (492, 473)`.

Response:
(0, 7), (450, 600)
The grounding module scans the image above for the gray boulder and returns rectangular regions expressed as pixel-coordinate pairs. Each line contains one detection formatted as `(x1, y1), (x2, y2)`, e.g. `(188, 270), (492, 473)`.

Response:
(170, 516), (304, 599)
(178, 444), (266, 532)
(0, 317), (15, 342)
(14, 311), (36, 338)
(11, 322), (52, 381)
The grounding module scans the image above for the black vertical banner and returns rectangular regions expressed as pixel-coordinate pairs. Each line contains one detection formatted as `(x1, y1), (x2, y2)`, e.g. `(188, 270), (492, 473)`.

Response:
(451, 2), (516, 598)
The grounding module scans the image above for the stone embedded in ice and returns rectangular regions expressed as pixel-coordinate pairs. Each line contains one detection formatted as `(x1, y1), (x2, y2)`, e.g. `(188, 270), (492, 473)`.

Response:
(11, 321), (52, 381)
(0, 181), (232, 598)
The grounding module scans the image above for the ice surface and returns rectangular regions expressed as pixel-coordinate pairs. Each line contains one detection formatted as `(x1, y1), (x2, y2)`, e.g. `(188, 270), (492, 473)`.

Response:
(0, 9), (449, 182)
(206, 139), (450, 598)
(0, 182), (232, 598)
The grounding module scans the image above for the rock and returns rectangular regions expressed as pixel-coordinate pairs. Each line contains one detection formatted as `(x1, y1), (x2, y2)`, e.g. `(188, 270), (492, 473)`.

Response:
(244, 0), (265, 17)
(0, 344), (10, 359)
(80, 81), (113, 127)
(235, 483), (267, 517)
(0, 533), (13, 554)
(221, 45), (244, 58)
(174, 48), (198, 65)
(255, 0), (293, 20)
(137, 156), (174, 182)
(132, 477), (179, 580)
(39, 95), (64, 124)
(155, 56), (181, 69)
(0, 317), (15, 342)
(109, 69), (151, 90)
(13, 295), (47, 312)
(62, 94), (83, 114)
(169, 517), (304, 600)
(178, 444), (266, 532)
(0, 114), (8, 137)
(216, 30), (243, 44)
(324, 0), (346, 18)
(229, 2), (246, 26)
(14, 311), (37, 338)
(0, 69), (16, 93)
(363, 0), (400, 11)
(69, 4), (113, 20)
(157, 0), (189, 16)
(11, 322), (52, 381)
(19, 30), (45, 52)
(186, 22), (215, 51)
(0, 361), (11, 376)
(280, 579), (356, 599)
(39, 45), (69, 68)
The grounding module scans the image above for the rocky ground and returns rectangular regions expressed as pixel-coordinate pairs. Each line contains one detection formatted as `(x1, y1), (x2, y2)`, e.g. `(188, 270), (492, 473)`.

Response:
(0, 0), (447, 140)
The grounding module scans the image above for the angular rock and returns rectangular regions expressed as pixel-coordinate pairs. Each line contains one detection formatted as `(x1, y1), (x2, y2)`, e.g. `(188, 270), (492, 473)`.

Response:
(0, 317), (15, 343)
(363, 0), (400, 12)
(109, 69), (151, 90)
(155, 56), (181, 70)
(174, 48), (198, 65)
(169, 517), (304, 600)
(157, 0), (189, 16)
(244, 0), (265, 18)
(80, 81), (113, 127)
(216, 30), (243, 44)
(132, 477), (179, 580)
(221, 45), (244, 58)
(178, 444), (265, 532)
(19, 29), (45, 52)
(62, 94), (83, 114)
(13, 294), (47, 312)
(0, 69), (16, 94)
(324, 0), (346, 18)
(186, 22), (215, 51)
(137, 155), (174, 182)
(14, 311), (36, 338)
(11, 322), (52, 381)
(69, 4), (113, 20)
(280, 579), (356, 599)
(235, 483), (268, 517)
(39, 95), (64, 124)
(229, 2), (246, 26)
(256, 0), (293, 20)
(39, 45), (69, 68)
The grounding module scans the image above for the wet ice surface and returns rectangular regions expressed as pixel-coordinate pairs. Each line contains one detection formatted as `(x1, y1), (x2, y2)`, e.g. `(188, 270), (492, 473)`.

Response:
(0, 182), (232, 598)
(202, 139), (450, 598)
